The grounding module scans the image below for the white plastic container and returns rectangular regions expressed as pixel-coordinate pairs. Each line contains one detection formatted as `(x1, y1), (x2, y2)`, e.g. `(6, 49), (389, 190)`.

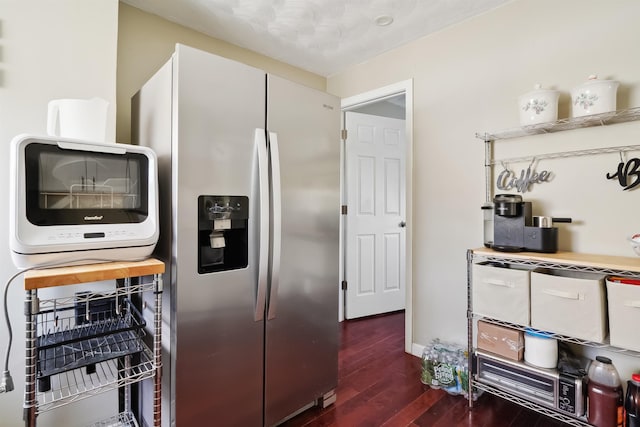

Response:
(571, 75), (619, 117)
(524, 328), (558, 369)
(47, 97), (109, 142)
(518, 84), (560, 126)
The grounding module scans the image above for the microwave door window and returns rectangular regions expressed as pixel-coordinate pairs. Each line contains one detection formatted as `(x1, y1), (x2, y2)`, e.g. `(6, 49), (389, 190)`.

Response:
(25, 143), (149, 225)
(39, 152), (141, 210)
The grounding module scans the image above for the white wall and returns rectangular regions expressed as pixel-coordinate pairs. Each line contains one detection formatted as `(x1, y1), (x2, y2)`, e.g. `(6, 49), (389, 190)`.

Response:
(328, 0), (640, 379)
(0, 1), (119, 425)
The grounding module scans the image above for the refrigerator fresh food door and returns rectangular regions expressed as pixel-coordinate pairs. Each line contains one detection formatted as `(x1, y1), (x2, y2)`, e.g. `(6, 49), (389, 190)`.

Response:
(265, 74), (341, 426)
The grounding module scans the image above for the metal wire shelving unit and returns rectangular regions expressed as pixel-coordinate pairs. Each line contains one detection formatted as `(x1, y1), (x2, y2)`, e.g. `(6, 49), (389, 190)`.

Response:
(469, 108), (640, 425)
(476, 107), (640, 203)
(23, 259), (164, 427)
(466, 248), (640, 426)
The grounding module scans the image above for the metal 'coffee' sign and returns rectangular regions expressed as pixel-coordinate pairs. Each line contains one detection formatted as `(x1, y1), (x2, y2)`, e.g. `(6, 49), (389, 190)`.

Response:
(497, 161), (552, 193)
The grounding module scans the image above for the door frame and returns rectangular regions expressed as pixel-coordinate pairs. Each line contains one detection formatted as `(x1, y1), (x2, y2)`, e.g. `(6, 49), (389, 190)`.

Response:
(339, 79), (413, 354)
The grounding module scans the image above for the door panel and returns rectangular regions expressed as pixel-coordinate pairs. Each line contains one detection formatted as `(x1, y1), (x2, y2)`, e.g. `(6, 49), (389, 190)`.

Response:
(345, 112), (406, 319)
(172, 45), (265, 427)
(265, 74), (340, 426)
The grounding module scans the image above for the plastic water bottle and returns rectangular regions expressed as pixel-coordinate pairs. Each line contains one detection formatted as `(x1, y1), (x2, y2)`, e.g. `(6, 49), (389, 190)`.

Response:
(626, 373), (640, 427)
(588, 356), (623, 427)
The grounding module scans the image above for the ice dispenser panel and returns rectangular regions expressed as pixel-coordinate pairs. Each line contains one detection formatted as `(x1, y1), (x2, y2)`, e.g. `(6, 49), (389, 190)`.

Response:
(198, 195), (248, 274)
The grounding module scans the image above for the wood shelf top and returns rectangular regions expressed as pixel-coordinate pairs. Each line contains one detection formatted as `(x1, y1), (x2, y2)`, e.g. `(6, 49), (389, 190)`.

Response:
(471, 247), (640, 274)
(23, 258), (165, 290)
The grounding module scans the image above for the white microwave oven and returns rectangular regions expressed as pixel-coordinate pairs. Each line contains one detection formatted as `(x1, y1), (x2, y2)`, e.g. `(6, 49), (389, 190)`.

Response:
(9, 134), (159, 269)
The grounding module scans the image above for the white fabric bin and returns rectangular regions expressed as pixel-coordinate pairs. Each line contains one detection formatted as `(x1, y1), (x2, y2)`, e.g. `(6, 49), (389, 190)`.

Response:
(606, 278), (640, 351)
(531, 270), (607, 342)
(472, 262), (532, 326)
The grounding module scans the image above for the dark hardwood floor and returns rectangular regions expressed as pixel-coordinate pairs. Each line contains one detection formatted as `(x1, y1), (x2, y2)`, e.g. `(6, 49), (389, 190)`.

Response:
(282, 311), (565, 427)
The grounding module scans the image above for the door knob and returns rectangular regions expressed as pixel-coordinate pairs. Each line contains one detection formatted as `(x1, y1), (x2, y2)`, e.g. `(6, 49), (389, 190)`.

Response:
(399, 221), (406, 228)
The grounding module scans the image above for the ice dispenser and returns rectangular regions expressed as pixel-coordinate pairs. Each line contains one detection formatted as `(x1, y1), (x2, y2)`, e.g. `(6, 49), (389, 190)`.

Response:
(198, 195), (249, 273)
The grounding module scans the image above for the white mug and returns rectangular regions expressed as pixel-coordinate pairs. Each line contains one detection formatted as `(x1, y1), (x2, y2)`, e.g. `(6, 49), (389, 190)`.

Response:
(47, 97), (109, 142)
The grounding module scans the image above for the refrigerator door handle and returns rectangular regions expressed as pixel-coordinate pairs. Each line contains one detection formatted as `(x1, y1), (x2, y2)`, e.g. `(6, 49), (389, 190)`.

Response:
(255, 128), (269, 321)
(267, 131), (282, 320)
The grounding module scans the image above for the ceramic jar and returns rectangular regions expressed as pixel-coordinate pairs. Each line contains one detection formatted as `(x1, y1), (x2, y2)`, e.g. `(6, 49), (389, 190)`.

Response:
(571, 75), (619, 117)
(518, 84), (560, 126)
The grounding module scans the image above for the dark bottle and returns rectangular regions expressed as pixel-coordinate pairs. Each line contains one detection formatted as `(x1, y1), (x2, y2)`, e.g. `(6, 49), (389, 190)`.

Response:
(626, 373), (640, 427)
(588, 356), (623, 427)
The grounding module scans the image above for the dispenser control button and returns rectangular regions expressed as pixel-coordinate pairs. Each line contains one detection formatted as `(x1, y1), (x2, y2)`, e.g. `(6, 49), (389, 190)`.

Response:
(214, 219), (231, 230)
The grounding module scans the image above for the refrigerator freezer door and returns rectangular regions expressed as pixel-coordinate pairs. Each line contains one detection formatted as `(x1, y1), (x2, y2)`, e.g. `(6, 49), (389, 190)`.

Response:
(171, 45), (266, 427)
(136, 44), (267, 427)
(265, 75), (341, 426)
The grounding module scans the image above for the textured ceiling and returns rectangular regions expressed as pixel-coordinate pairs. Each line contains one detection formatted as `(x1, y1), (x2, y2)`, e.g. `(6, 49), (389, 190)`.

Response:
(121, 0), (510, 76)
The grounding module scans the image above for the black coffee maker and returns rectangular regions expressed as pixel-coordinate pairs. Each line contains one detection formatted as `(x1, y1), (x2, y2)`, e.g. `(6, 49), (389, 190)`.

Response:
(492, 194), (571, 253)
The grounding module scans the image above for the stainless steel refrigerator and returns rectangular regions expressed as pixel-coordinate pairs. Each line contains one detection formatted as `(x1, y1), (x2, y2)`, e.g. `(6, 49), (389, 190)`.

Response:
(132, 44), (340, 427)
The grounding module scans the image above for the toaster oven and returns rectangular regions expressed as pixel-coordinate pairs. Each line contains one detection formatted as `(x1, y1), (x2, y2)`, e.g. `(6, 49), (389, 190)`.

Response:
(475, 350), (587, 419)
(10, 134), (159, 268)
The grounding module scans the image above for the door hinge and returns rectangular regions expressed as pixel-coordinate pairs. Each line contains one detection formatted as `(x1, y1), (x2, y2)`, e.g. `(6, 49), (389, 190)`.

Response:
(341, 280), (348, 290)
(341, 129), (348, 140)
(341, 205), (348, 215)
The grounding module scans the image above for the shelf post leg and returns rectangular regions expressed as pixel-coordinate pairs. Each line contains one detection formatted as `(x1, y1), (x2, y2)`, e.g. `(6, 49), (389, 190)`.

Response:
(23, 289), (37, 427)
(466, 250), (474, 409)
(153, 273), (163, 427)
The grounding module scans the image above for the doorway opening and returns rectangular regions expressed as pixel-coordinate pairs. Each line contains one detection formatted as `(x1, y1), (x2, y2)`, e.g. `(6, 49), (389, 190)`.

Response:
(340, 80), (413, 354)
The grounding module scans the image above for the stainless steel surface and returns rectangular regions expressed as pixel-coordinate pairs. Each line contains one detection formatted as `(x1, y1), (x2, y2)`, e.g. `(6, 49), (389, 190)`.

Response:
(172, 45), (266, 427)
(267, 131), (282, 321)
(265, 74), (340, 426)
(256, 129), (269, 322)
(134, 44), (339, 427)
(533, 216), (553, 228)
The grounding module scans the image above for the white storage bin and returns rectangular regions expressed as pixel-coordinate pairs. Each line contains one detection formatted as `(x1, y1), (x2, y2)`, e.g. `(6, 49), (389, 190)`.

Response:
(531, 270), (607, 342)
(606, 278), (640, 351)
(472, 262), (532, 325)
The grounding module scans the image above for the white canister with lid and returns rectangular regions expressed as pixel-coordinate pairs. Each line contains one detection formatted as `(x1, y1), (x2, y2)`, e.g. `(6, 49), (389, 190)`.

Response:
(524, 328), (558, 369)
(571, 75), (619, 117)
(518, 84), (560, 126)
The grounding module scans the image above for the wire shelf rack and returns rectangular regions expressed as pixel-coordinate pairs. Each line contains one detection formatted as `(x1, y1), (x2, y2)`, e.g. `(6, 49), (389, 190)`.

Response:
(472, 252), (640, 280)
(87, 411), (140, 427)
(36, 345), (155, 414)
(36, 296), (146, 393)
(472, 316), (640, 357)
(476, 107), (640, 141)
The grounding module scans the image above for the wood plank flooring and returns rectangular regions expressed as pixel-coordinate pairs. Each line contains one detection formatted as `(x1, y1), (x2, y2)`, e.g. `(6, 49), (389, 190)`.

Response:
(281, 311), (565, 427)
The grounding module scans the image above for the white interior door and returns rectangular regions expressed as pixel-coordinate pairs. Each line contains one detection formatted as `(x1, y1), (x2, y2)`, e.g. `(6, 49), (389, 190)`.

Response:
(345, 111), (406, 319)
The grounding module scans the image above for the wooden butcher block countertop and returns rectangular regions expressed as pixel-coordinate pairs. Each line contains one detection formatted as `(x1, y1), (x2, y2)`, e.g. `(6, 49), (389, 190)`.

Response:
(23, 258), (165, 290)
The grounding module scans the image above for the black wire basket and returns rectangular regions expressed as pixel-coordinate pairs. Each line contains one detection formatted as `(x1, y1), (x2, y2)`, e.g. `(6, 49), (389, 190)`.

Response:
(36, 294), (146, 392)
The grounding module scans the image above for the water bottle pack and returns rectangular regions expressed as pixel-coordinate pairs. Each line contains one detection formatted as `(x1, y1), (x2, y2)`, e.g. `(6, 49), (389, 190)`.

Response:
(420, 339), (478, 400)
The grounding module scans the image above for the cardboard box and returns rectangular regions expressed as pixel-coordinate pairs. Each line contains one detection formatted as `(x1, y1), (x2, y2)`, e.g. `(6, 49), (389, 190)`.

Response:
(477, 320), (524, 361)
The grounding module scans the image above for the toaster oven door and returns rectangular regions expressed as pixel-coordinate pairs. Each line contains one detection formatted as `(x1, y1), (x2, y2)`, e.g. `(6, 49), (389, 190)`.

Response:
(25, 142), (149, 225)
